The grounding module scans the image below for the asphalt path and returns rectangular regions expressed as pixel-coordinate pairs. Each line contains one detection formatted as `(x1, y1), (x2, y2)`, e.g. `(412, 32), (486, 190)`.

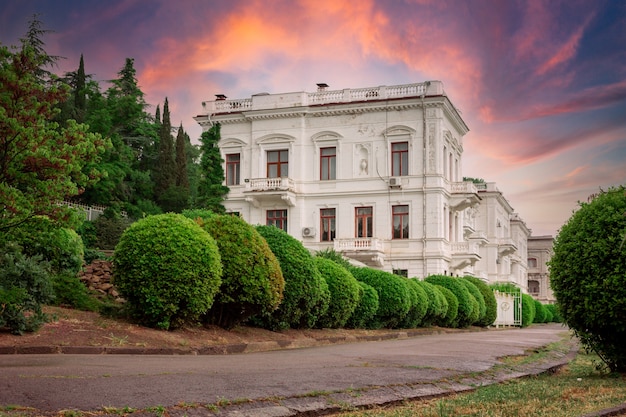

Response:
(0, 324), (569, 413)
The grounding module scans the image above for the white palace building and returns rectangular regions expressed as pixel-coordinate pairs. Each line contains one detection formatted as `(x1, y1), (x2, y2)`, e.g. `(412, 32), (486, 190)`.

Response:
(195, 81), (531, 291)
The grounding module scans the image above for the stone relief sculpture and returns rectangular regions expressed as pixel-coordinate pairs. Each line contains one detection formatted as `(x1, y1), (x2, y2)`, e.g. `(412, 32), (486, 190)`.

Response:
(428, 123), (436, 174)
(355, 143), (371, 176)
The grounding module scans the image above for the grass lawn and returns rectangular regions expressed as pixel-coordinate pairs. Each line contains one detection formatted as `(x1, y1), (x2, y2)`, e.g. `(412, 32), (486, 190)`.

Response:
(334, 348), (626, 417)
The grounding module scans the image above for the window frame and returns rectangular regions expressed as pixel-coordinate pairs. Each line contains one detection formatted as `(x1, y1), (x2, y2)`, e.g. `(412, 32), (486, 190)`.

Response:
(392, 205), (410, 239)
(355, 206), (373, 238)
(266, 209), (288, 232)
(267, 149), (289, 178)
(320, 147), (337, 180)
(320, 208), (336, 242)
(391, 142), (409, 176)
(225, 153), (241, 185)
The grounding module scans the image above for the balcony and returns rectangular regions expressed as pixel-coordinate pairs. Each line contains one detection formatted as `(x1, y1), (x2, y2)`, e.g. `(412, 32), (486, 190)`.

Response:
(243, 177), (296, 207)
(450, 241), (481, 270)
(449, 181), (481, 211)
(334, 238), (385, 267)
(498, 238), (518, 257)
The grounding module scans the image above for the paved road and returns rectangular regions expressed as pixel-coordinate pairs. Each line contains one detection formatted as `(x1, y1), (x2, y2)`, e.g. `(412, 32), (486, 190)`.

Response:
(0, 324), (569, 414)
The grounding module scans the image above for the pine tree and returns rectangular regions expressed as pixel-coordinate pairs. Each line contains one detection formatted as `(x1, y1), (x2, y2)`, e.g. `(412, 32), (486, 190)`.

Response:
(19, 14), (62, 82)
(175, 124), (189, 189)
(196, 123), (229, 213)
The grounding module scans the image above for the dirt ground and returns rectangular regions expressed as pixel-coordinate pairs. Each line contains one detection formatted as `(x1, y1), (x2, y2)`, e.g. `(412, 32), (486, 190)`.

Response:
(0, 306), (413, 351)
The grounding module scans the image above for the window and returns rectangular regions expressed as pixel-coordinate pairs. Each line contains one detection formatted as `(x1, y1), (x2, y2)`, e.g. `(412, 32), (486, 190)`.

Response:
(355, 207), (373, 238)
(528, 280), (540, 295)
(391, 142), (408, 176)
(392, 205), (409, 239)
(225, 153), (240, 185)
(320, 147), (336, 180)
(320, 208), (336, 242)
(267, 150), (288, 178)
(528, 258), (538, 268)
(267, 209), (288, 231)
(393, 269), (408, 278)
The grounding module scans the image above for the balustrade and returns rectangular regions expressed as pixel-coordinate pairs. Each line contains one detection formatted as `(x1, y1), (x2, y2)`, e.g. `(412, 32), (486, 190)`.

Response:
(204, 82), (434, 114)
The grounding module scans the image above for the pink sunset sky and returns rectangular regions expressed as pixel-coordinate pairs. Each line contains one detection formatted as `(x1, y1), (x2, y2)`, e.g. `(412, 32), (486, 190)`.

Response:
(1, 0), (625, 237)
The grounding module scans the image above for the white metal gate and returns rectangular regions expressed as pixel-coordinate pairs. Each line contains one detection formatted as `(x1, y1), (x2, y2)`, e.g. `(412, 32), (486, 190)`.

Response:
(493, 290), (522, 327)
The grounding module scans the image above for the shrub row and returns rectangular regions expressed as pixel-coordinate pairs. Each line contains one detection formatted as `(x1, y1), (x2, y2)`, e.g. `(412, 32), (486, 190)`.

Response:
(3, 211), (557, 334)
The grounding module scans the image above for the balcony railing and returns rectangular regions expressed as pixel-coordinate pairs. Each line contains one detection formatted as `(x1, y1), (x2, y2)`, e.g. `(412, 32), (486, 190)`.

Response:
(334, 237), (385, 252)
(202, 81), (442, 115)
(245, 177), (295, 192)
(451, 181), (478, 194)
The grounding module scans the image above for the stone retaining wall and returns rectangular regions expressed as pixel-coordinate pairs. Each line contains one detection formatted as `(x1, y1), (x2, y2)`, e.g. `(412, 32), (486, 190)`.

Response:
(79, 259), (124, 303)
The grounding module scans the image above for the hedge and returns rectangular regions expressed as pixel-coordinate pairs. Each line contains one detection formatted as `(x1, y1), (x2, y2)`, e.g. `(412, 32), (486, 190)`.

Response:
(314, 257), (360, 329)
(425, 275), (475, 327)
(191, 213), (285, 329)
(254, 225), (329, 329)
(349, 267), (411, 329)
(462, 276), (497, 327)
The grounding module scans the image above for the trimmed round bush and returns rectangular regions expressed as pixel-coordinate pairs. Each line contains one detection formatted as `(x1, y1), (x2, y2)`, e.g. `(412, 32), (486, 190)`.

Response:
(113, 213), (222, 330)
(0, 243), (54, 334)
(254, 225), (329, 330)
(533, 299), (547, 324)
(545, 304), (562, 323)
(190, 213), (284, 329)
(434, 285), (458, 327)
(425, 275), (474, 327)
(346, 281), (379, 329)
(315, 248), (352, 269)
(462, 276), (497, 327)
(549, 186), (626, 372)
(349, 267), (411, 329)
(521, 293), (536, 327)
(416, 280), (448, 327)
(314, 257), (360, 329)
(5, 216), (84, 275)
(459, 279), (486, 325)
(399, 278), (428, 329)
(543, 303), (554, 323)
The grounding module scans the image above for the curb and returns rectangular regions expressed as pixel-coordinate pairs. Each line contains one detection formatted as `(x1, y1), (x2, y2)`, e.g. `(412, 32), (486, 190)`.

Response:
(177, 337), (582, 417)
(0, 327), (484, 356)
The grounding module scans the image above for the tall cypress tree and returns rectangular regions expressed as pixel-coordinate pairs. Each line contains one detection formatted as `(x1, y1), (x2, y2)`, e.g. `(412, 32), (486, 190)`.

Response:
(196, 123), (228, 213)
(175, 124), (189, 189)
(74, 54), (86, 121)
(154, 98), (175, 199)
(154, 104), (161, 125)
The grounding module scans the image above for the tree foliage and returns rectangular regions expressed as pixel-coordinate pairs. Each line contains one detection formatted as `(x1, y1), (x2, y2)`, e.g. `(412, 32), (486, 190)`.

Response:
(0, 243), (54, 334)
(549, 186), (626, 372)
(0, 41), (109, 232)
(196, 123), (228, 213)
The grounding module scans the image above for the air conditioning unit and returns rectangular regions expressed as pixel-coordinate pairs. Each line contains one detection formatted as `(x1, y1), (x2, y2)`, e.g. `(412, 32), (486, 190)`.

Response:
(302, 227), (316, 237)
(389, 177), (402, 188)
